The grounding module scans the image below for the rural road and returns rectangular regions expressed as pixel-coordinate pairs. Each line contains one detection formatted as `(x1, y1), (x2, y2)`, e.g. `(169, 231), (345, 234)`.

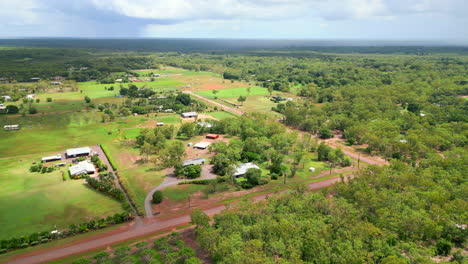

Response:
(7, 176), (348, 264)
(183, 91), (244, 115)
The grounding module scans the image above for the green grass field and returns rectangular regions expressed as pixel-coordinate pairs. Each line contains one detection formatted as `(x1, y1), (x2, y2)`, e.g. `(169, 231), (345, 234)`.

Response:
(207, 111), (238, 120)
(131, 68), (218, 77)
(0, 156), (124, 240)
(194, 86), (275, 99)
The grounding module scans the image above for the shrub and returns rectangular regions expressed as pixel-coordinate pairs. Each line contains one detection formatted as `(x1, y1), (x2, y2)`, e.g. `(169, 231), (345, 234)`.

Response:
(28, 106), (38, 114)
(152, 191), (163, 204)
(175, 164), (202, 179)
(46, 97), (52, 102)
(30, 163), (42, 172)
(319, 128), (333, 139)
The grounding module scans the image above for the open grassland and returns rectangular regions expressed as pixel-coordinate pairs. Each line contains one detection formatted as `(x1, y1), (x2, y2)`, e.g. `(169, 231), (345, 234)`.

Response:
(207, 111), (239, 120)
(194, 86), (272, 99)
(0, 156), (123, 240)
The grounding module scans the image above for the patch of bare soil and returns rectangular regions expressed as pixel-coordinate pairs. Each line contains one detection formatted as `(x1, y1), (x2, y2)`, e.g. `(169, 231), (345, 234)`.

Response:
(180, 229), (214, 264)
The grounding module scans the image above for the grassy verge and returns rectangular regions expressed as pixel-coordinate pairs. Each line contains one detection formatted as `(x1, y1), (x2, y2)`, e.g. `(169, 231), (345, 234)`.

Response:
(100, 144), (118, 170)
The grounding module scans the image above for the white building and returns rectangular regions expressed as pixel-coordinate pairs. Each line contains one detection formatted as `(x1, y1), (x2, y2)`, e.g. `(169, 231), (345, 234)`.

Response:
(66, 147), (91, 158)
(42, 154), (62, 163)
(194, 142), (211, 149)
(2, 95), (11, 101)
(69, 161), (96, 176)
(181, 112), (198, 118)
(234, 163), (260, 177)
(3, 124), (20, 131)
(26, 94), (35, 99)
(183, 158), (206, 167)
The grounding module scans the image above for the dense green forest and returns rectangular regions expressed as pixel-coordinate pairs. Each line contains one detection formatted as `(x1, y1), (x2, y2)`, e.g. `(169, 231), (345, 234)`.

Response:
(192, 152), (467, 263)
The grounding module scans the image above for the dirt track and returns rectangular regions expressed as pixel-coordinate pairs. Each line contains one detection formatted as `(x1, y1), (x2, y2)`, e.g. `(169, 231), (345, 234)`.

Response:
(183, 91), (244, 115)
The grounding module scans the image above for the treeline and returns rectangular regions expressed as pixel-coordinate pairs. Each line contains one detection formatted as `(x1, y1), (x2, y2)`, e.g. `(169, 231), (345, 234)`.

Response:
(0, 212), (131, 254)
(0, 47), (155, 82)
(191, 148), (467, 263)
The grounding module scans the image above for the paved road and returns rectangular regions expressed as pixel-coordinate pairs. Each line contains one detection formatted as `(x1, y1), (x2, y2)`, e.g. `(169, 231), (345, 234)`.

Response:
(183, 91), (244, 115)
(7, 176), (347, 264)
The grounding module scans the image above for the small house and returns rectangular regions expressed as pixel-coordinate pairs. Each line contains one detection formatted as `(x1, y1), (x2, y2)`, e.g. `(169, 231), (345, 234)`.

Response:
(181, 112), (198, 118)
(234, 163), (260, 177)
(0, 104), (6, 110)
(156, 122), (164, 126)
(183, 158), (206, 167)
(309, 167), (316, 172)
(164, 109), (173, 113)
(56, 163), (66, 167)
(26, 94), (35, 99)
(3, 125), (20, 131)
(66, 147), (91, 158)
(193, 141), (211, 149)
(115, 78), (123, 83)
(2, 95), (11, 101)
(153, 74), (160, 77)
(42, 154), (62, 163)
(31, 77), (41, 82)
(50, 81), (61, 85)
(69, 161), (96, 176)
(206, 134), (219, 139)
(197, 122), (213, 128)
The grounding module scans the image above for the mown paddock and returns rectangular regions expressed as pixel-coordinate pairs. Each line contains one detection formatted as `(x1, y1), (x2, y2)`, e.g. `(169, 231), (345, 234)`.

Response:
(0, 112), (168, 238)
(0, 156), (124, 240)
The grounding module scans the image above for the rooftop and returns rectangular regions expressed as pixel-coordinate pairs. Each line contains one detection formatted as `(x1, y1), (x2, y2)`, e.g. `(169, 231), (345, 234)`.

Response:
(69, 161), (95, 176)
(234, 162), (260, 177)
(66, 146), (91, 156)
(183, 157), (206, 166)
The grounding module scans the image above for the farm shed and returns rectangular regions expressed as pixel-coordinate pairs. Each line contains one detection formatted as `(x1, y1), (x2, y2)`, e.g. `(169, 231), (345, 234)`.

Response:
(42, 154), (62, 163)
(206, 134), (219, 139)
(181, 112), (198, 118)
(157, 122), (165, 126)
(234, 162), (260, 177)
(66, 147), (91, 158)
(69, 161), (96, 176)
(26, 94), (35, 99)
(0, 104), (6, 110)
(183, 157), (206, 167)
(194, 142), (211, 149)
(3, 125), (20, 131)
(2, 95), (11, 101)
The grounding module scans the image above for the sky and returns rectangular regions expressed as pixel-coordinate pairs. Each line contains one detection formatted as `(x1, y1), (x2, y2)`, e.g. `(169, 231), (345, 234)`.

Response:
(0, 0), (467, 43)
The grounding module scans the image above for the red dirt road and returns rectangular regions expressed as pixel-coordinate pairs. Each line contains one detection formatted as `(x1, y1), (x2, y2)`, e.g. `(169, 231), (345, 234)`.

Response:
(183, 91), (244, 115)
(7, 176), (346, 264)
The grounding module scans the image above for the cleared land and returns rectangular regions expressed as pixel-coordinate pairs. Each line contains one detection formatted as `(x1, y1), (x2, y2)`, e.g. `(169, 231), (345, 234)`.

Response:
(0, 156), (123, 240)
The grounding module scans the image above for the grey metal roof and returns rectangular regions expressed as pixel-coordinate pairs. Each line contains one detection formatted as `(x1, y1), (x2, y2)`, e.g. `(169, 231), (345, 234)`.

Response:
(66, 147), (91, 156)
(183, 157), (206, 166)
(234, 163), (260, 177)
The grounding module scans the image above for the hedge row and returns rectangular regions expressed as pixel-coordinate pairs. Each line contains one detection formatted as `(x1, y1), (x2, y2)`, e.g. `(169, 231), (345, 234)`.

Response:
(0, 212), (132, 254)
(100, 144), (118, 171)
(178, 178), (225, 185)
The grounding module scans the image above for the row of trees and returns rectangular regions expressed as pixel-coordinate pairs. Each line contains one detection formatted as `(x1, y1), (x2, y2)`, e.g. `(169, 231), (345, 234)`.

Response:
(0, 212), (131, 254)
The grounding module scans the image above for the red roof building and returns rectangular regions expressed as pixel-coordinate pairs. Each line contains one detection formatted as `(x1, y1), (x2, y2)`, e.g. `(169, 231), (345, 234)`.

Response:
(206, 134), (219, 139)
